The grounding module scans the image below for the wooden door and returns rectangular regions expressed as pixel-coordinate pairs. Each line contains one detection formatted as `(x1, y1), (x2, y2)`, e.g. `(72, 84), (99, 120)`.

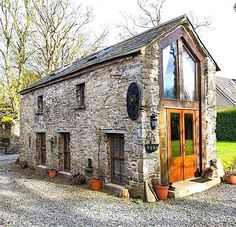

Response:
(60, 133), (70, 171)
(36, 133), (46, 165)
(168, 109), (197, 182)
(110, 134), (125, 185)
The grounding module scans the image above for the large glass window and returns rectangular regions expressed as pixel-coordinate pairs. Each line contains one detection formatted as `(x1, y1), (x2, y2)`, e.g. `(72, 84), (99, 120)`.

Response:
(162, 39), (197, 101)
(183, 48), (196, 101)
(163, 42), (178, 99)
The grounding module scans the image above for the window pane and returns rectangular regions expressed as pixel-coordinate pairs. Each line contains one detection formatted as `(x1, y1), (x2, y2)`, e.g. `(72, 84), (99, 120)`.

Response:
(76, 83), (85, 106)
(183, 48), (196, 101)
(37, 96), (43, 113)
(184, 114), (194, 156)
(171, 113), (181, 157)
(111, 136), (124, 157)
(163, 42), (178, 99)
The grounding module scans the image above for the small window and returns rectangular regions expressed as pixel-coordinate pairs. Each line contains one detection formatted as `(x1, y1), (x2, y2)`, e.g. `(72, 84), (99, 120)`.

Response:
(76, 83), (85, 108)
(37, 95), (43, 113)
(29, 136), (31, 148)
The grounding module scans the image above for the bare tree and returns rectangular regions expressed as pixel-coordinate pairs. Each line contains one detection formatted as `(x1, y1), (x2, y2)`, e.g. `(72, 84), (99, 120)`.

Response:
(32, 0), (107, 75)
(117, 0), (212, 40)
(117, 0), (166, 39)
(188, 11), (213, 35)
(0, 0), (29, 114)
(0, 0), (107, 116)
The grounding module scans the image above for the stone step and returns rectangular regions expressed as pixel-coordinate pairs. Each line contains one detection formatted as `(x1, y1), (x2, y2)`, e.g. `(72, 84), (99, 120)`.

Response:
(169, 177), (222, 199)
(105, 183), (125, 196)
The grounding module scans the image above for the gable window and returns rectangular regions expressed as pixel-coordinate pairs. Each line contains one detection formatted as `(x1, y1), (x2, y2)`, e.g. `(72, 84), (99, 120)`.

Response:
(37, 95), (43, 113)
(76, 83), (85, 108)
(162, 38), (198, 102)
(183, 47), (196, 101)
(163, 41), (178, 99)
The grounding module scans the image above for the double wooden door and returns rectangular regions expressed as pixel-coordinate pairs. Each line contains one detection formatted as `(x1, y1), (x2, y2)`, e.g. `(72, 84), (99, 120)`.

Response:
(168, 109), (197, 182)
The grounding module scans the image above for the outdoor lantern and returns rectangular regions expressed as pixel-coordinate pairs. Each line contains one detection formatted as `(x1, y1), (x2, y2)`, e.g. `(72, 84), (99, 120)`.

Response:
(234, 3), (236, 12)
(150, 114), (157, 130)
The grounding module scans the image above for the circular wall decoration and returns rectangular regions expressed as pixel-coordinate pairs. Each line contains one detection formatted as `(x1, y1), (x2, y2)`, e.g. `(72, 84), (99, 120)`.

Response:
(127, 82), (141, 120)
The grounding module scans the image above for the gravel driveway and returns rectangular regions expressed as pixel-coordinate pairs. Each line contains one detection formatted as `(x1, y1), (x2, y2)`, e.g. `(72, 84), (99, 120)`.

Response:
(0, 162), (235, 227)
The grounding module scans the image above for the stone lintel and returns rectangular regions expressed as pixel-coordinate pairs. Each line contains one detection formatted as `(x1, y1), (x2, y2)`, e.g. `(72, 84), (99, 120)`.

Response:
(103, 129), (127, 134)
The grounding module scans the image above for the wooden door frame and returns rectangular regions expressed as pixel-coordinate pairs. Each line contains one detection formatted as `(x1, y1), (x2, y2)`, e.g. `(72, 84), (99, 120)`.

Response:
(36, 132), (46, 165)
(158, 27), (206, 184)
(59, 132), (71, 172)
(108, 134), (125, 185)
(182, 109), (197, 179)
(167, 109), (183, 182)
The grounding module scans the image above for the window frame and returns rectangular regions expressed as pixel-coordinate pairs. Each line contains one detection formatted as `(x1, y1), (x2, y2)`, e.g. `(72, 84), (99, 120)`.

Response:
(160, 28), (202, 103)
(75, 83), (85, 109)
(37, 95), (43, 114)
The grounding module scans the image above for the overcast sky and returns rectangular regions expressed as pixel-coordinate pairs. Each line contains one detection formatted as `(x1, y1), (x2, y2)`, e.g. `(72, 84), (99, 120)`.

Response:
(81, 0), (236, 79)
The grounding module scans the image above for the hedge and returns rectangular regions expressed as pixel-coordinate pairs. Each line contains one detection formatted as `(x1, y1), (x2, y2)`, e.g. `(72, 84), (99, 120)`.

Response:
(216, 108), (236, 141)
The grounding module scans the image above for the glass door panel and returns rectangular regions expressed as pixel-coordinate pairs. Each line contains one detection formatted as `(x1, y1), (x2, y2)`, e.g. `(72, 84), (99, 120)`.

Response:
(184, 113), (194, 156)
(170, 113), (181, 158)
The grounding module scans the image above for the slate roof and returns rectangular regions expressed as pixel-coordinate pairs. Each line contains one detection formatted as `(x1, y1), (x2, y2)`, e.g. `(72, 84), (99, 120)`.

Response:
(216, 77), (236, 105)
(21, 14), (219, 94)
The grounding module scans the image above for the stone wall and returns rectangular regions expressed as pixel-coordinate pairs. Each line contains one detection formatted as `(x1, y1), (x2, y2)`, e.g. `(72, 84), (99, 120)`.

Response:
(20, 55), (147, 189)
(205, 57), (217, 165)
(141, 42), (161, 182)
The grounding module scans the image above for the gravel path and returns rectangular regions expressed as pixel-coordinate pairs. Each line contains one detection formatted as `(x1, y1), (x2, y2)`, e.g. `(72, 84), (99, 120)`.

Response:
(0, 163), (235, 227)
(0, 154), (19, 164)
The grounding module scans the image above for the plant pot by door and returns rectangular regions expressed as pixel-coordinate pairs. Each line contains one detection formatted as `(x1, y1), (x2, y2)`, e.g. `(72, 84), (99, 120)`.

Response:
(155, 185), (169, 200)
(48, 169), (57, 178)
(90, 178), (102, 191)
(224, 174), (236, 184)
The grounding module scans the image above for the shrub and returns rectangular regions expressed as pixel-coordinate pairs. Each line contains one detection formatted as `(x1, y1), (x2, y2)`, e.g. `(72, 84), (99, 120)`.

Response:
(216, 108), (236, 141)
(0, 137), (10, 144)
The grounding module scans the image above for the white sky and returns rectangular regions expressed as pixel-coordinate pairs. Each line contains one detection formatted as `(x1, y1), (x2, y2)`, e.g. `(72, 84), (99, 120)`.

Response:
(81, 0), (236, 79)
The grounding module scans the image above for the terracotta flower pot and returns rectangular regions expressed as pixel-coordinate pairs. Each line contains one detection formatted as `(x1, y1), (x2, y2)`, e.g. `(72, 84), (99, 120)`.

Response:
(155, 185), (169, 200)
(90, 178), (102, 191)
(224, 174), (236, 184)
(48, 169), (57, 178)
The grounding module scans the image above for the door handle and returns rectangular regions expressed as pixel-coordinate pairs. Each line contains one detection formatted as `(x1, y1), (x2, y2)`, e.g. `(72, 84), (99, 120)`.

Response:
(183, 144), (187, 153)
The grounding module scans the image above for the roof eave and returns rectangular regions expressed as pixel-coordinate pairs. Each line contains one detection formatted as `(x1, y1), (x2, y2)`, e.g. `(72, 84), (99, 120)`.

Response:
(183, 16), (220, 71)
(20, 50), (141, 95)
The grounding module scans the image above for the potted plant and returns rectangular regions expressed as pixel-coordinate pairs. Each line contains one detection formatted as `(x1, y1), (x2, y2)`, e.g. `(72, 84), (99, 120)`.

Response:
(48, 137), (58, 178)
(152, 174), (169, 200)
(90, 127), (103, 191)
(224, 159), (236, 184)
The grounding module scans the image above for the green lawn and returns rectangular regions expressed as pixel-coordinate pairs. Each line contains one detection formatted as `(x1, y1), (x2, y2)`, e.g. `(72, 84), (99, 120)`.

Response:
(216, 141), (236, 169)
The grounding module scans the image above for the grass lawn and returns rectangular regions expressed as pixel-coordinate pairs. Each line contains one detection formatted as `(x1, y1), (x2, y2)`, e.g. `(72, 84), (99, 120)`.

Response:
(216, 141), (236, 169)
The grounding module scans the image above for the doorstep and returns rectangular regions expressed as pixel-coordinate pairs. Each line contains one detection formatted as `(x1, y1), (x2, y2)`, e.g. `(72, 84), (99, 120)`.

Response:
(105, 183), (125, 196)
(168, 177), (221, 199)
(58, 171), (72, 179)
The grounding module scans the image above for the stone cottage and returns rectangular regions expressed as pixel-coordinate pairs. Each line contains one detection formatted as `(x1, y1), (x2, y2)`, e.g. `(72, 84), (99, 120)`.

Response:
(20, 15), (220, 197)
